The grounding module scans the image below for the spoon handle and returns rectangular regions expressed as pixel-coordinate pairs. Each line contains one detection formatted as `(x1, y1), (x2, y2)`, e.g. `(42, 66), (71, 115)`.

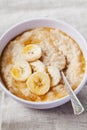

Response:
(61, 72), (84, 115)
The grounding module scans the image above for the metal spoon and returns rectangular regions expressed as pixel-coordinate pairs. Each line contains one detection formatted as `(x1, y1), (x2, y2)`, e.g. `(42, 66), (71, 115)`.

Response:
(61, 71), (84, 115)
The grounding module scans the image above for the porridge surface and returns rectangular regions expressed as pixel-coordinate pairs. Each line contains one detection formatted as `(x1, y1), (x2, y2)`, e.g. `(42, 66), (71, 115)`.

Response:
(0, 27), (85, 102)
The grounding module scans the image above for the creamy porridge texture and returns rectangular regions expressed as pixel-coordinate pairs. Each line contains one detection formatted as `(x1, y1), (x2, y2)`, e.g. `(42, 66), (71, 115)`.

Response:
(0, 27), (85, 102)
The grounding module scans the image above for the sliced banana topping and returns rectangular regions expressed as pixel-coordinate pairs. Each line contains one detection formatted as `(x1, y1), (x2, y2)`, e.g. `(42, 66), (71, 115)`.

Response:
(11, 61), (32, 81)
(26, 72), (50, 95)
(30, 60), (46, 72)
(22, 44), (42, 62)
(47, 66), (61, 87)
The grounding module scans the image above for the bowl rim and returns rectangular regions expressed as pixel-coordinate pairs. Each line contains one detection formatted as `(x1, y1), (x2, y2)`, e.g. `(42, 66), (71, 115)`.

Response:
(0, 18), (87, 106)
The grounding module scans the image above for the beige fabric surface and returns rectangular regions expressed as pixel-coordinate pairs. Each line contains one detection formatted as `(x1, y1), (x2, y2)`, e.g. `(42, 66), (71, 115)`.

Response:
(0, 0), (87, 130)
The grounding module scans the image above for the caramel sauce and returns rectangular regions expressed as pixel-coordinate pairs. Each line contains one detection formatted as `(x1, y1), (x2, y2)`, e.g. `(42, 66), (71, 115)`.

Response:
(23, 39), (41, 45)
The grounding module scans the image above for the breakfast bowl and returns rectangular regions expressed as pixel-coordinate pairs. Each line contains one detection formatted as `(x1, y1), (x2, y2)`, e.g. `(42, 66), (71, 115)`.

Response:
(0, 18), (87, 109)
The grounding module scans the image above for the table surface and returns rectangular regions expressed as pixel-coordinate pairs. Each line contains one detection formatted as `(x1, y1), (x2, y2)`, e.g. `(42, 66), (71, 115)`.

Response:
(0, 0), (87, 130)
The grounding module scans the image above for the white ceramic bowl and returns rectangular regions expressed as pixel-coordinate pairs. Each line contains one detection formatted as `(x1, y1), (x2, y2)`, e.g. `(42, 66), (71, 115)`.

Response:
(0, 18), (87, 109)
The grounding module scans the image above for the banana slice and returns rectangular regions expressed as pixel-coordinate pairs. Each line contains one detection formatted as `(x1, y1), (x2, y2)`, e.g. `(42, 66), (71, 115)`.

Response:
(26, 72), (50, 95)
(47, 66), (61, 87)
(30, 60), (46, 72)
(11, 61), (32, 81)
(22, 44), (42, 62)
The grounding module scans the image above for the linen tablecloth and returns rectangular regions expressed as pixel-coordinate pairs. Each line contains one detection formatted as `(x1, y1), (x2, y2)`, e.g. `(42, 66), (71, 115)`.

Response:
(0, 0), (87, 130)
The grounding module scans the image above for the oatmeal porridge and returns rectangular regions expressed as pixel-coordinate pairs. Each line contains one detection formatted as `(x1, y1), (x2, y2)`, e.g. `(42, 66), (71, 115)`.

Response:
(0, 27), (85, 102)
